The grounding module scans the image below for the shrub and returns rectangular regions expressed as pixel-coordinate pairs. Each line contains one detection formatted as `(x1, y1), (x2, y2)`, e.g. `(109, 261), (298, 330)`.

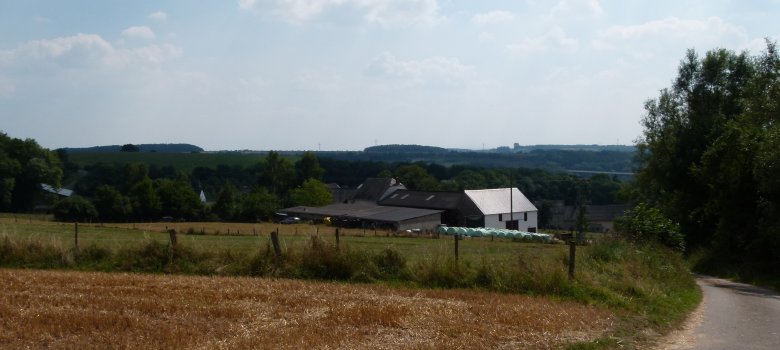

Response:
(615, 203), (685, 251)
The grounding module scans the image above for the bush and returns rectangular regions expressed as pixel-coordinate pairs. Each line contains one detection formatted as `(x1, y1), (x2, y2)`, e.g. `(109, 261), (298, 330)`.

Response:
(615, 203), (685, 251)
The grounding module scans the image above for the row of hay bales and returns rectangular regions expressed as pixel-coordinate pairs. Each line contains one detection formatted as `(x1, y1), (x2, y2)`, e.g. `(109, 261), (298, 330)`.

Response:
(436, 226), (552, 243)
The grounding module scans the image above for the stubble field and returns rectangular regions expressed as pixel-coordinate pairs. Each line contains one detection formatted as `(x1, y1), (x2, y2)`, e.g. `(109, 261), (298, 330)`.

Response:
(0, 268), (615, 349)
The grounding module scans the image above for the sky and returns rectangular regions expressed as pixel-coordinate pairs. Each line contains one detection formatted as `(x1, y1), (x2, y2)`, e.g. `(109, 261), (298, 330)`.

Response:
(0, 1), (778, 151)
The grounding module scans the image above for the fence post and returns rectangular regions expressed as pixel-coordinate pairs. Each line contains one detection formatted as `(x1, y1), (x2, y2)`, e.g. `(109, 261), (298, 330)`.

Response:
(568, 240), (576, 279)
(74, 222), (79, 251)
(271, 228), (282, 259)
(335, 228), (340, 249)
(169, 229), (177, 246)
(454, 234), (460, 262)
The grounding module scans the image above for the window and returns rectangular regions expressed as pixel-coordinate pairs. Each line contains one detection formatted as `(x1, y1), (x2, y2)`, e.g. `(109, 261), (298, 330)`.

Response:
(498, 214), (503, 221)
(524, 212), (528, 221)
(426, 195), (435, 201)
(401, 194), (409, 199)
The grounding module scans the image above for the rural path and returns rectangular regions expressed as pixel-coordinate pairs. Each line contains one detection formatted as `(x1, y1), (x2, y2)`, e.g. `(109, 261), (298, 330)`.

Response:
(660, 275), (780, 350)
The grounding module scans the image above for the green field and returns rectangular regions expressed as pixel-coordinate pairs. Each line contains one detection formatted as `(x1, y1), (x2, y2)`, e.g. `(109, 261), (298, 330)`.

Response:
(0, 218), (561, 263)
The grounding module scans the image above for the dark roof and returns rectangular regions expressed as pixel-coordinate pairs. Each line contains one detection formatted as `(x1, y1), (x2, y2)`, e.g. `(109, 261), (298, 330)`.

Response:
(351, 177), (405, 202)
(282, 201), (441, 223)
(378, 189), (464, 210)
(550, 204), (630, 223)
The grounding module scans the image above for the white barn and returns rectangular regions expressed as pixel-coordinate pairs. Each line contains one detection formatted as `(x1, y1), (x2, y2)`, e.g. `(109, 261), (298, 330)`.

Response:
(464, 188), (538, 232)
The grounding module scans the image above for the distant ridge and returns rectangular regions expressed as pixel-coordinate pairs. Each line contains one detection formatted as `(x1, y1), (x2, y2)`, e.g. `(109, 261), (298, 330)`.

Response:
(62, 143), (204, 153)
(364, 144), (449, 153)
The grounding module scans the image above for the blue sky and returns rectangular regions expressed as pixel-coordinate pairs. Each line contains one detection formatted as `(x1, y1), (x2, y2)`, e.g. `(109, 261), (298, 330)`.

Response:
(1, 0), (778, 151)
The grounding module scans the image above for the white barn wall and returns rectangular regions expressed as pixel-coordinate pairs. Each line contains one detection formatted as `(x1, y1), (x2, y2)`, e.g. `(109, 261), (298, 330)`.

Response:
(483, 211), (538, 231)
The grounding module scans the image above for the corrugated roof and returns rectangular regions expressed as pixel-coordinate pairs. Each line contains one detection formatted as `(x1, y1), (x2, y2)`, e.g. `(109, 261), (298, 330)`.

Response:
(282, 201), (441, 223)
(464, 188), (537, 215)
(378, 189), (463, 210)
(351, 178), (406, 202)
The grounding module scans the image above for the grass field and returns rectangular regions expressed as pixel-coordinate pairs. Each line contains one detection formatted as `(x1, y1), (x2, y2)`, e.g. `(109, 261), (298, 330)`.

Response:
(0, 216), (702, 348)
(0, 268), (615, 349)
(0, 217), (558, 263)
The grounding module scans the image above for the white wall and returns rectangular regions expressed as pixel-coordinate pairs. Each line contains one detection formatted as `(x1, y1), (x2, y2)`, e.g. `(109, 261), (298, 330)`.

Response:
(484, 211), (538, 231)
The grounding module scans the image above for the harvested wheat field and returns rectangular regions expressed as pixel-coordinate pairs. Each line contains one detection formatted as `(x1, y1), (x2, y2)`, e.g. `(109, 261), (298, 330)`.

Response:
(0, 269), (615, 349)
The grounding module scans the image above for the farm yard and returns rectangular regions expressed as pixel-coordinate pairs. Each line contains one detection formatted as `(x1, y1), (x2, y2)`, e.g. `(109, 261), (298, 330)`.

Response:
(0, 268), (615, 349)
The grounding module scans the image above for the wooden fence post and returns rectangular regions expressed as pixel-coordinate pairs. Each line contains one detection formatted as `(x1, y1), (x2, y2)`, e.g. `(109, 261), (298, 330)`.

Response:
(169, 229), (177, 246)
(335, 228), (340, 249)
(271, 228), (282, 259)
(568, 241), (576, 279)
(454, 234), (460, 262)
(74, 222), (79, 251)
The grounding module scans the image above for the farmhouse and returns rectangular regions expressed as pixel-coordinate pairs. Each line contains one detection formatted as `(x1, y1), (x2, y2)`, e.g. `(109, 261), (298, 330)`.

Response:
(464, 188), (538, 231)
(282, 178), (539, 232)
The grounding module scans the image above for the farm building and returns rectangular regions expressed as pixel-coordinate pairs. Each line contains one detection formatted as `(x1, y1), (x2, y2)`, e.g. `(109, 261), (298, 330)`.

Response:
(377, 189), (481, 227)
(548, 203), (630, 232)
(282, 177), (538, 232)
(282, 201), (442, 231)
(463, 188), (538, 231)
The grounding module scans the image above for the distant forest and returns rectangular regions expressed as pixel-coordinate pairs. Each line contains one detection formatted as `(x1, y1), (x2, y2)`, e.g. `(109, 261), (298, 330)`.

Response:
(63, 143), (204, 153)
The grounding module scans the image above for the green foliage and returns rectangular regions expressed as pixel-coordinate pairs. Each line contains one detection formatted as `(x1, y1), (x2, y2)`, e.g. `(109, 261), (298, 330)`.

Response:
(295, 151), (324, 183)
(213, 182), (237, 221)
(615, 203), (684, 251)
(260, 151), (295, 195)
(289, 179), (333, 207)
(633, 41), (780, 271)
(53, 196), (98, 222)
(120, 144), (140, 152)
(92, 185), (132, 221)
(394, 164), (439, 190)
(0, 132), (63, 211)
(239, 187), (280, 222)
(155, 176), (203, 220)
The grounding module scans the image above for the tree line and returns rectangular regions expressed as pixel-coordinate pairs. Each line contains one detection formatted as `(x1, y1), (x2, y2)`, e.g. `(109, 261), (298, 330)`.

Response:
(2, 131), (627, 223)
(627, 41), (780, 276)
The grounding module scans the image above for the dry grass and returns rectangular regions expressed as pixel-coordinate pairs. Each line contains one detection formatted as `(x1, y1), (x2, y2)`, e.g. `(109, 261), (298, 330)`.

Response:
(0, 268), (614, 349)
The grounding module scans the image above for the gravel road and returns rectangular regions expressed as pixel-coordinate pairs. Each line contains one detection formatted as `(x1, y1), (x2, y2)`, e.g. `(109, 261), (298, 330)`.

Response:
(662, 276), (780, 350)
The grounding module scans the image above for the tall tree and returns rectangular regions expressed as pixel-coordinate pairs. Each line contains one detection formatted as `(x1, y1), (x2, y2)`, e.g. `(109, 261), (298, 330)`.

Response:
(634, 41), (780, 271)
(295, 151), (324, 184)
(290, 179), (333, 207)
(260, 151), (295, 195)
(0, 132), (62, 212)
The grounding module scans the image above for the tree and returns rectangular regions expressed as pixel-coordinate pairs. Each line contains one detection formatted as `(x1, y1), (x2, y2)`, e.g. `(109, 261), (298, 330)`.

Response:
(260, 151), (295, 195)
(615, 203), (684, 251)
(53, 196), (98, 222)
(92, 185), (132, 221)
(213, 181), (238, 221)
(129, 178), (161, 220)
(633, 41), (780, 270)
(0, 132), (63, 212)
(120, 144), (140, 152)
(239, 188), (281, 222)
(290, 179), (333, 207)
(295, 151), (324, 184)
(155, 177), (202, 220)
(394, 164), (439, 190)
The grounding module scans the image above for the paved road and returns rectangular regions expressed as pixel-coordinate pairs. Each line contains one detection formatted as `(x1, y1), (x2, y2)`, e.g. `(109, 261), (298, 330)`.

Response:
(676, 276), (780, 350)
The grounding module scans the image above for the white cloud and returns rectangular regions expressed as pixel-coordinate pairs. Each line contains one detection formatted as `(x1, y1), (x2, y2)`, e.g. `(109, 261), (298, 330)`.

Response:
(600, 16), (744, 40)
(122, 26), (156, 40)
(2, 33), (180, 69)
(239, 0), (444, 26)
(472, 10), (514, 25)
(507, 27), (579, 55)
(149, 11), (168, 21)
(367, 52), (473, 86)
(550, 0), (603, 17)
